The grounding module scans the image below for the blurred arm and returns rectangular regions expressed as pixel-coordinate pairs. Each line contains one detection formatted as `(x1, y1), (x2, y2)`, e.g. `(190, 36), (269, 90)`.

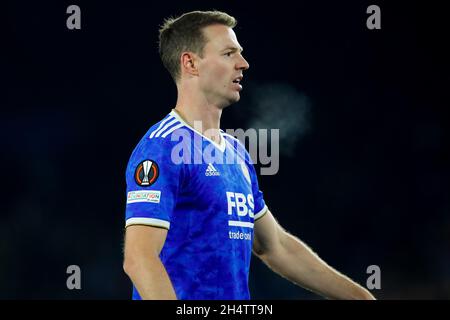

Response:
(253, 209), (375, 300)
(123, 225), (177, 300)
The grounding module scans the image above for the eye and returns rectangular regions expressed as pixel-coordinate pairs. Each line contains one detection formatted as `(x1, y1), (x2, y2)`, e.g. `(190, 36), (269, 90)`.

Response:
(224, 52), (233, 57)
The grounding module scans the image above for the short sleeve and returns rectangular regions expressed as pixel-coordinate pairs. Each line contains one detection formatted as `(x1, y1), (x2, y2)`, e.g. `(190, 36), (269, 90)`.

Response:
(246, 160), (268, 221)
(124, 138), (183, 229)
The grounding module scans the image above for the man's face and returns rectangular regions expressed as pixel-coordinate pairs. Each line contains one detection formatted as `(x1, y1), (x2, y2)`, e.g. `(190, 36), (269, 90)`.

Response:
(196, 24), (250, 108)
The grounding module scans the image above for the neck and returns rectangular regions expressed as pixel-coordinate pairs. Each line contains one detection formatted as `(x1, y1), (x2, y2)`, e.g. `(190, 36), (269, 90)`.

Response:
(174, 84), (224, 144)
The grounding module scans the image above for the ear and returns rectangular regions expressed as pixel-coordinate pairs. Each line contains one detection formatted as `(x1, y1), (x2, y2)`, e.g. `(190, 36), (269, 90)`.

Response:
(180, 52), (199, 77)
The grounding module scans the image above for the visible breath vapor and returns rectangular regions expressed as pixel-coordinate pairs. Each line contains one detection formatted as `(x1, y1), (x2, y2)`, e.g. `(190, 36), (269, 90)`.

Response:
(246, 82), (312, 157)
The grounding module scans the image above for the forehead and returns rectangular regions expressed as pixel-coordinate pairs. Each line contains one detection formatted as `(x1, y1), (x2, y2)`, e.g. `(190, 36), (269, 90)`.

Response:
(202, 24), (242, 51)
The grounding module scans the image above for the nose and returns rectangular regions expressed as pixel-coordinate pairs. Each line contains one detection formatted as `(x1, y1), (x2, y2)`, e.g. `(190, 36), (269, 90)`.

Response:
(236, 54), (250, 71)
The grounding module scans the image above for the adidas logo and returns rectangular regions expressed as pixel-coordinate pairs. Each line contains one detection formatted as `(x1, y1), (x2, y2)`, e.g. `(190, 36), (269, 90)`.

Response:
(205, 163), (220, 176)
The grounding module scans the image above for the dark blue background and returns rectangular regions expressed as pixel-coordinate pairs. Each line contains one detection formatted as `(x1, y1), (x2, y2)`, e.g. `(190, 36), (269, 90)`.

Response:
(1, 0), (449, 299)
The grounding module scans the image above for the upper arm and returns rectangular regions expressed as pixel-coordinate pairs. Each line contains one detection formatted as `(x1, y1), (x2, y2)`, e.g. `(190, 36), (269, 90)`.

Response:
(125, 136), (185, 231)
(124, 225), (168, 262)
(252, 209), (285, 257)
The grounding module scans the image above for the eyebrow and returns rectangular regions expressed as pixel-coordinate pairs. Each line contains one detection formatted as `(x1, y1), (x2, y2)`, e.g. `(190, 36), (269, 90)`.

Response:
(222, 46), (244, 53)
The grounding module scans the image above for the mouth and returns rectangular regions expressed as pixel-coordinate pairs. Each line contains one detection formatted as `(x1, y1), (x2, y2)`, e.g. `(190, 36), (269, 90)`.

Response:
(232, 76), (243, 90)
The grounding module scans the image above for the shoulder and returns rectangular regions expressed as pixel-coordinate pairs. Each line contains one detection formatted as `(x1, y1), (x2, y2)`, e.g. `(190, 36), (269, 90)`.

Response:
(222, 131), (253, 164)
(222, 131), (246, 151)
(222, 131), (240, 144)
(147, 112), (186, 141)
(133, 112), (190, 152)
(127, 112), (192, 169)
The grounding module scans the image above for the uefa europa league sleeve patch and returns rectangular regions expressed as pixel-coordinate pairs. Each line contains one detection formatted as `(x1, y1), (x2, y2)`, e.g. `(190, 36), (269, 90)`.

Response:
(134, 160), (159, 187)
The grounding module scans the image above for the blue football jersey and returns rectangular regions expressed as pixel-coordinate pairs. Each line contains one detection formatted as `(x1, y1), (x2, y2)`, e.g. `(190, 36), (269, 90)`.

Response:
(124, 109), (268, 300)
